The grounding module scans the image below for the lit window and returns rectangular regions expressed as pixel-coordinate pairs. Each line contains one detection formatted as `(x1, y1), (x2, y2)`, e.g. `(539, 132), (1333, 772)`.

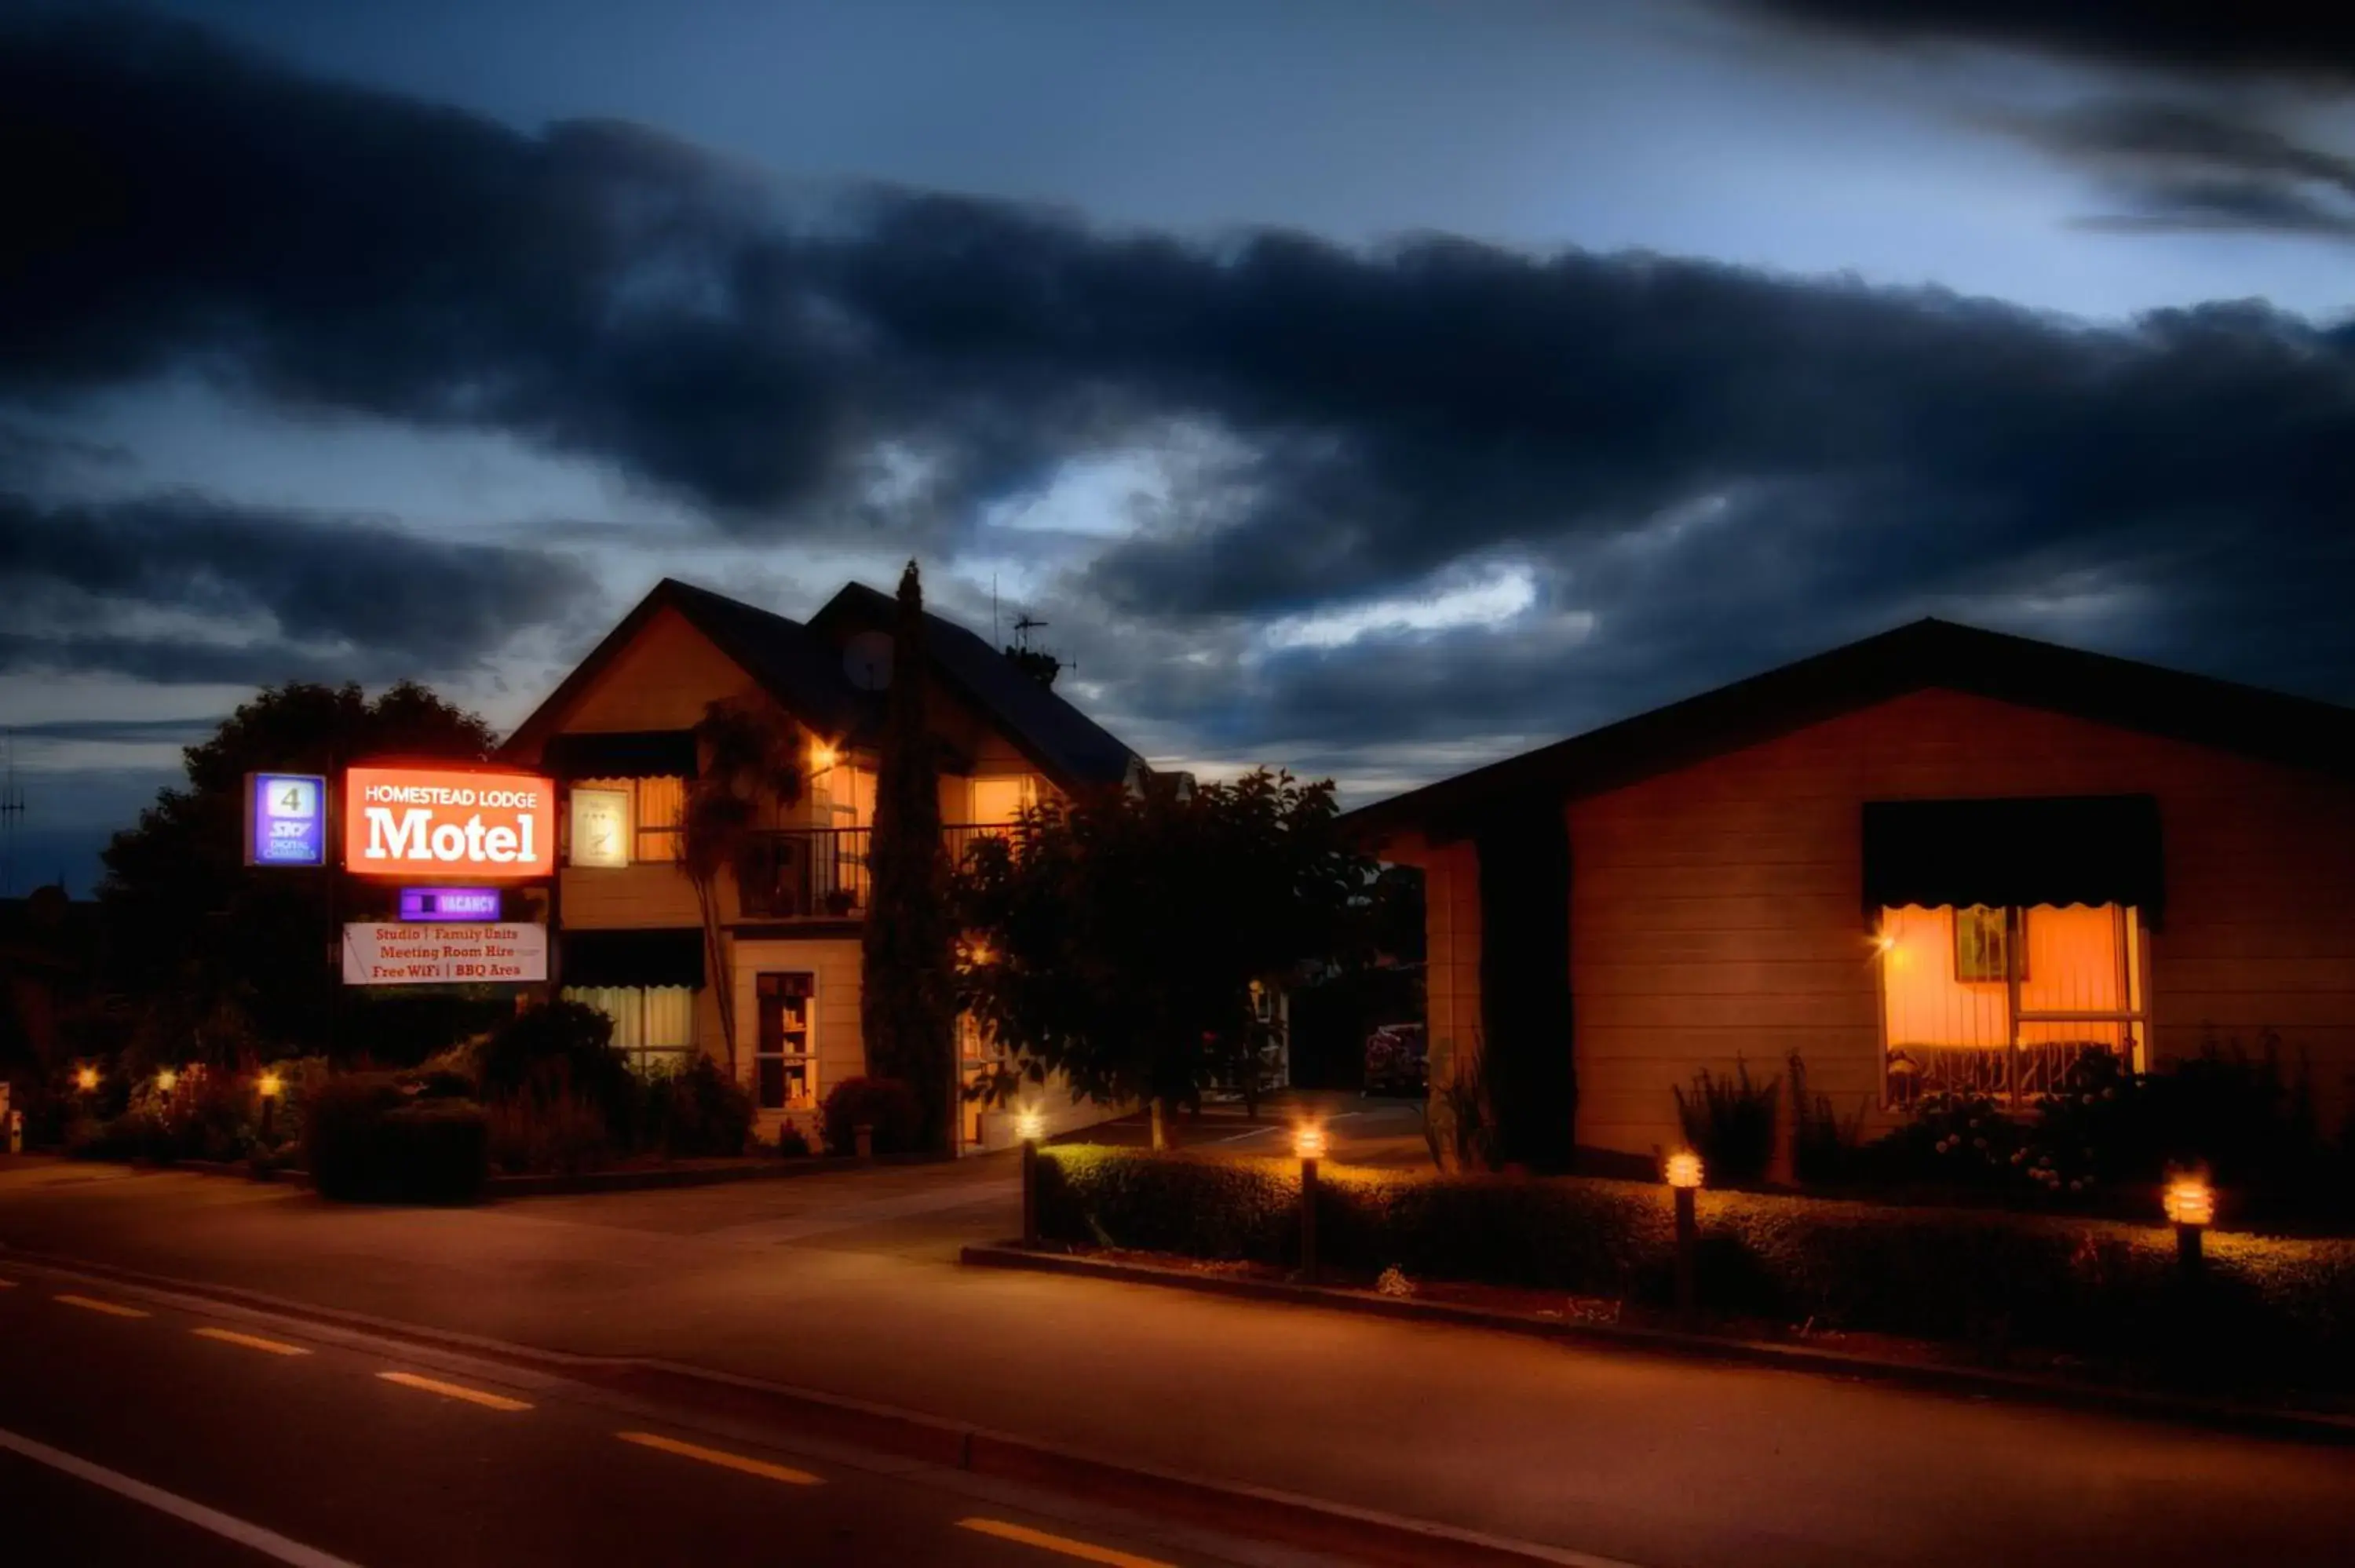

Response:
(569, 777), (685, 866)
(1879, 903), (2146, 1106)
(560, 986), (699, 1077)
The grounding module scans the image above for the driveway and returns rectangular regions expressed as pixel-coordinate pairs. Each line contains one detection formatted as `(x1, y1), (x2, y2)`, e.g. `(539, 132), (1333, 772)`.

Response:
(1062, 1089), (1433, 1169)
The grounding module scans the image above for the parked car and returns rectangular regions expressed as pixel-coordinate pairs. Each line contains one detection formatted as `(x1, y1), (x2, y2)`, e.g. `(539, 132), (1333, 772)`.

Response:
(1362, 1023), (1428, 1096)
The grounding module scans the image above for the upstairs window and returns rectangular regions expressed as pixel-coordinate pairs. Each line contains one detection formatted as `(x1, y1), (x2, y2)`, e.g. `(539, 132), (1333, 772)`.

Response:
(568, 776), (685, 867)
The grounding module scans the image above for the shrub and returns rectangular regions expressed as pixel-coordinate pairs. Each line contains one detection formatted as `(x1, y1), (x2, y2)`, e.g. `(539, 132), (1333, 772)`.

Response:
(478, 1002), (637, 1135)
(486, 1092), (614, 1176)
(1787, 1052), (1867, 1187)
(305, 1074), (487, 1202)
(820, 1077), (922, 1155)
(643, 1056), (755, 1158)
(1035, 1146), (2355, 1388)
(774, 1121), (812, 1158)
(1673, 1058), (1780, 1183)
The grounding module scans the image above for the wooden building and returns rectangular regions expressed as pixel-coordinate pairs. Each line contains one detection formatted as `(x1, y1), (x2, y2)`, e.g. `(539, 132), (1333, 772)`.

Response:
(500, 578), (1143, 1152)
(1345, 621), (2355, 1165)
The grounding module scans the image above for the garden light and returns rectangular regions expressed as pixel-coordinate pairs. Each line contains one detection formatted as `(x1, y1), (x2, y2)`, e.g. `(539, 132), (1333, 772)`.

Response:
(155, 1069), (178, 1093)
(258, 1071), (284, 1100)
(2163, 1177), (2214, 1228)
(1294, 1123), (1326, 1285)
(1667, 1149), (1703, 1321)
(2165, 1174), (2214, 1282)
(76, 1066), (100, 1092)
(1017, 1106), (1045, 1247)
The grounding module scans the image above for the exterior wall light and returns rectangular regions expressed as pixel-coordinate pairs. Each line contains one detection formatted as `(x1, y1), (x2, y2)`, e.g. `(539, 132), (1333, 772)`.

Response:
(809, 741), (839, 771)
(1666, 1148), (1704, 1320)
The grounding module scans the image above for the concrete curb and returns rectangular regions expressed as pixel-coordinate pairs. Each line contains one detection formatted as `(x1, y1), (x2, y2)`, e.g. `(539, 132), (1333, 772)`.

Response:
(960, 1244), (2355, 1449)
(0, 1245), (1612, 1568)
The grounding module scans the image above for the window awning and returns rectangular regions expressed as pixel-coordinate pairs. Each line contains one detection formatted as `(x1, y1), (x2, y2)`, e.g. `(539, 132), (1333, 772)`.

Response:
(1861, 794), (2163, 926)
(542, 731), (698, 780)
(560, 928), (705, 989)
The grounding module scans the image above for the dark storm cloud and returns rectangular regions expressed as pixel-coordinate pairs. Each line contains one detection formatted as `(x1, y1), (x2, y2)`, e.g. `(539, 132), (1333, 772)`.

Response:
(1992, 100), (2355, 239)
(0, 490), (601, 684)
(1721, 3), (2355, 82)
(6, 9), (2355, 738)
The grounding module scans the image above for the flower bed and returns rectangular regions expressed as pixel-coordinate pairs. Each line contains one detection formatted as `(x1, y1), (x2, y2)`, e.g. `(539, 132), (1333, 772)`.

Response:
(1036, 1146), (2355, 1391)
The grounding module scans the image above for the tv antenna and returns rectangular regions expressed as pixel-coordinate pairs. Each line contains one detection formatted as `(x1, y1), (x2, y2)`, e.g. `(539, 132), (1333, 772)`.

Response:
(1012, 613), (1049, 649)
(0, 730), (24, 898)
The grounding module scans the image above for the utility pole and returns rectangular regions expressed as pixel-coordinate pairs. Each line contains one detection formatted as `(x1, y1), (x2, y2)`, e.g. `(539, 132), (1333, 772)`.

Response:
(0, 730), (25, 898)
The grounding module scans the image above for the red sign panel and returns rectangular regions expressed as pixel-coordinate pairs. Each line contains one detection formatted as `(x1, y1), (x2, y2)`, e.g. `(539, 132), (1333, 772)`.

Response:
(344, 766), (555, 880)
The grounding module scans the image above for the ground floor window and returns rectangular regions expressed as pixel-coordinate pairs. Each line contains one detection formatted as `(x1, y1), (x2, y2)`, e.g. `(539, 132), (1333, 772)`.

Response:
(755, 972), (816, 1110)
(561, 985), (699, 1077)
(1879, 903), (2146, 1106)
(956, 1008), (1007, 1147)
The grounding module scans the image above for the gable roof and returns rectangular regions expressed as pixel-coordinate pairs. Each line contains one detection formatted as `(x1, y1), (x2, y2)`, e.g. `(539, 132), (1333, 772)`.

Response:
(502, 577), (1140, 791)
(809, 581), (1141, 789)
(1342, 618), (2355, 843)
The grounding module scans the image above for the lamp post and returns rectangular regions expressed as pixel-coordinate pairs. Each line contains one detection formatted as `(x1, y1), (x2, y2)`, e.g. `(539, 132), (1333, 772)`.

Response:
(1294, 1123), (1327, 1285)
(1666, 1149), (1704, 1322)
(2163, 1175), (2214, 1283)
(1016, 1107), (1044, 1247)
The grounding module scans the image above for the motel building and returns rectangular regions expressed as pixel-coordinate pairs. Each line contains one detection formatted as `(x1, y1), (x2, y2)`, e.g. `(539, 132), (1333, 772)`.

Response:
(487, 578), (1146, 1153)
(1348, 619), (2355, 1166)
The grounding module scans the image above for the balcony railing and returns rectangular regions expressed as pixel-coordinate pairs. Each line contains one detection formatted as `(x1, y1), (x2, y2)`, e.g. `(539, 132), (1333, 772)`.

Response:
(736, 824), (1013, 920)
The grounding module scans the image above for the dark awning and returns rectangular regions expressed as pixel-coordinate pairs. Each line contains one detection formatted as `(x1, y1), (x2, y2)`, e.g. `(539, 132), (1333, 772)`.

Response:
(542, 730), (698, 780)
(1862, 795), (2163, 926)
(560, 928), (705, 988)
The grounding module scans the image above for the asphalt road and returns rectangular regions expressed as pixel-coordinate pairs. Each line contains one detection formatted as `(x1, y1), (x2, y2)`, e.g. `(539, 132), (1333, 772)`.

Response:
(0, 1267), (1352, 1568)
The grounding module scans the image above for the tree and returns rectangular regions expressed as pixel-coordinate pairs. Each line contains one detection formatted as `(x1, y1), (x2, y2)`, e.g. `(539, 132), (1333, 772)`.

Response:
(860, 561), (958, 1152)
(955, 768), (1374, 1150)
(98, 681), (500, 1066)
(678, 698), (804, 1075)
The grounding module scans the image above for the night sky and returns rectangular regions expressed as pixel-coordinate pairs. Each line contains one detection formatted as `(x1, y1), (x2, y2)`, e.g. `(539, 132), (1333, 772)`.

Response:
(4, 2), (2351, 892)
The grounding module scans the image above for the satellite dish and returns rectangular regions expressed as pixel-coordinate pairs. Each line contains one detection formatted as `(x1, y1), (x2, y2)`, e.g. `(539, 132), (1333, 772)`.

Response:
(844, 630), (894, 691)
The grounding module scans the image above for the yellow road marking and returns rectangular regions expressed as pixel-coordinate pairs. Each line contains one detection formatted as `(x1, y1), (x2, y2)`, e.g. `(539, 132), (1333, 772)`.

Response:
(615, 1431), (822, 1486)
(374, 1371), (532, 1412)
(192, 1327), (313, 1358)
(955, 1518), (1177, 1568)
(56, 1293), (149, 1318)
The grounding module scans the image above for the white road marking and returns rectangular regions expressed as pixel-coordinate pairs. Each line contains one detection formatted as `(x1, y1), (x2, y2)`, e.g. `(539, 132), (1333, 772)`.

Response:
(0, 1424), (365, 1568)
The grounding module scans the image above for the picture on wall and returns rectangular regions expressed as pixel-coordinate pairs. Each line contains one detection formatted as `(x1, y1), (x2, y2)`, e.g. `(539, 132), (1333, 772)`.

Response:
(1953, 904), (2021, 983)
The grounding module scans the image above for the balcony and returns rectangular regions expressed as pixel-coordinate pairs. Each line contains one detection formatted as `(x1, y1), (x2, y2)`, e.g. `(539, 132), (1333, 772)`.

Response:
(736, 824), (1012, 920)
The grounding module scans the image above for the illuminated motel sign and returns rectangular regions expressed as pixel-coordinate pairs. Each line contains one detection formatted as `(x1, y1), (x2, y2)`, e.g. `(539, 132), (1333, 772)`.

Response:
(342, 766), (556, 880)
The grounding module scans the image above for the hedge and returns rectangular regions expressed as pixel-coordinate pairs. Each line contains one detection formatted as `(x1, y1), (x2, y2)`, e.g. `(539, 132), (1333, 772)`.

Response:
(1035, 1147), (2355, 1388)
(305, 1074), (488, 1204)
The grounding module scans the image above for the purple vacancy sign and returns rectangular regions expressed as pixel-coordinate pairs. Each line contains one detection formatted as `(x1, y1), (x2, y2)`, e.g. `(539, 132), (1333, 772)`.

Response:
(246, 773), (327, 867)
(398, 886), (502, 921)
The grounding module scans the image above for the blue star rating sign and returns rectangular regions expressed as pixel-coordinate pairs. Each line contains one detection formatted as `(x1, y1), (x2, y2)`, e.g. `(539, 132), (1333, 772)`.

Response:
(246, 772), (328, 867)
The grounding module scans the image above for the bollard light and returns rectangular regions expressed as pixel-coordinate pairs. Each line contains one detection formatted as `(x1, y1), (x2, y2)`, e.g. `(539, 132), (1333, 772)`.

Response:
(1666, 1148), (1703, 1322)
(1294, 1123), (1326, 1285)
(1016, 1105), (1043, 1247)
(257, 1071), (283, 1100)
(2163, 1177), (2214, 1228)
(75, 1065), (100, 1093)
(155, 1068), (178, 1093)
(2164, 1174), (2214, 1282)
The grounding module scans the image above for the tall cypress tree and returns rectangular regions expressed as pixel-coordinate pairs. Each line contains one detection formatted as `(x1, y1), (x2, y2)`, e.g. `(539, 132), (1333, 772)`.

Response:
(860, 560), (958, 1151)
